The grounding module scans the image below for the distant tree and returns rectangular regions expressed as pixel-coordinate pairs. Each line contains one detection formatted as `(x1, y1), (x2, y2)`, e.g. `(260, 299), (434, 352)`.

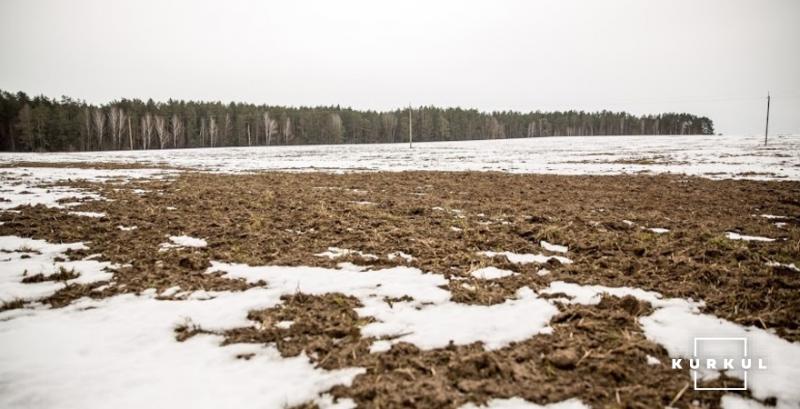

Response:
(15, 104), (34, 150)
(209, 116), (218, 147)
(154, 115), (167, 149)
(141, 113), (154, 150)
(170, 114), (183, 148)
(263, 112), (276, 145)
(92, 108), (105, 149)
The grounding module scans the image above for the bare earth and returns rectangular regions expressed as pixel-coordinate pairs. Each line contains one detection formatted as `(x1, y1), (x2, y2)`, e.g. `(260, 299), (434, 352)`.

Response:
(1, 163), (799, 408)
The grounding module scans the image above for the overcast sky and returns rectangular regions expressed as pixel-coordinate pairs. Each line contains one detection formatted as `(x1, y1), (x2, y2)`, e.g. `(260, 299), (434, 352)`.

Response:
(1, 0), (798, 135)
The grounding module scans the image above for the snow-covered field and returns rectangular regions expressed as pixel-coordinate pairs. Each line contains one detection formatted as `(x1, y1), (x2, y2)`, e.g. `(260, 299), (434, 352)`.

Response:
(0, 134), (798, 180)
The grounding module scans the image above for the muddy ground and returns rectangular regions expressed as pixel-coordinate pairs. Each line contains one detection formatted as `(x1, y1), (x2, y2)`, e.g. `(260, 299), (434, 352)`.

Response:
(1, 164), (798, 408)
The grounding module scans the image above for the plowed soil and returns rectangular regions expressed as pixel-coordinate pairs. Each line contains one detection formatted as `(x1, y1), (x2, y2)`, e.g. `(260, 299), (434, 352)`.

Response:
(1, 164), (798, 408)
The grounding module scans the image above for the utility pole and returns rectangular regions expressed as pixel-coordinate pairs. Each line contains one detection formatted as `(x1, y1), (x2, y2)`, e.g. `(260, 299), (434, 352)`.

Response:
(764, 92), (771, 146)
(409, 105), (413, 148)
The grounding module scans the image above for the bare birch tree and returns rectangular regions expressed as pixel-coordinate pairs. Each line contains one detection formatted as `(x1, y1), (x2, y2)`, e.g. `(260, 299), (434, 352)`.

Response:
(109, 107), (120, 149)
(92, 108), (105, 149)
(283, 117), (292, 145)
(224, 113), (232, 146)
(209, 116), (218, 147)
(141, 113), (154, 150)
(170, 114), (183, 148)
(199, 117), (207, 147)
(83, 107), (92, 150)
(263, 112), (277, 145)
(154, 115), (167, 149)
(118, 109), (127, 149)
(127, 116), (133, 149)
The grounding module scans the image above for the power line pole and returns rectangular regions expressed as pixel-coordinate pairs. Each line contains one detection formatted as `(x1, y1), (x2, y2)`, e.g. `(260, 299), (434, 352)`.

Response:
(408, 104), (413, 148)
(764, 92), (770, 146)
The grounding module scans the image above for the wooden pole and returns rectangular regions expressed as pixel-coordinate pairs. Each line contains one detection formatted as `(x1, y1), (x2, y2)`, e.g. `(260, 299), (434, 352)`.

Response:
(409, 105), (413, 148)
(764, 92), (770, 146)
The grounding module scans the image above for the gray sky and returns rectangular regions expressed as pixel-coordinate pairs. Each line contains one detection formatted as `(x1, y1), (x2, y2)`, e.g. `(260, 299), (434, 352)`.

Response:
(1, 0), (798, 135)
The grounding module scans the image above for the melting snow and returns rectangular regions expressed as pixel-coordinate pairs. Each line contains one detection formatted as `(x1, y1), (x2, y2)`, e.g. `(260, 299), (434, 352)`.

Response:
(470, 267), (516, 280)
(68, 211), (106, 218)
(766, 261), (799, 272)
(0, 167), (173, 211)
(725, 232), (775, 242)
(721, 394), (775, 409)
(540, 240), (568, 253)
(544, 281), (800, 408)
(387, 251), (415, 262)
(362, 287), (557, 349)
(315, 247), (378, 260)
(275, 320), (294, 329)
(3, 134), (798, 180)
(209, 262), (558, 350)
(0, 290), (363, 409)
(478, 250), (572, 265)
(0, 236), (114, 304)
(160, 235), (208, 251)
(460, 397), (590, 409)
(3, 247), (799, 407)
(647, 227), (670, 234)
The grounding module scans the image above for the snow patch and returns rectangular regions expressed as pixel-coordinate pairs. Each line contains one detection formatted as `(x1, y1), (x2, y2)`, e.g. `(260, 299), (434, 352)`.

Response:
(720, 394), (773, 409)
(470, 267), (516, 280)
(209, 262), (559, 350)
(0, 236), (114, 304)
(68, 211), (106, 218)
(460, 397), (590, 409)
(766, 261), (799, 272)
(0, 167), (173, 211)
(725, 232), (775, 242)
(275, 320), (294, 329)
(315, 247), (378, 260)
(479, 250), (572, 265)
(540, 240), (568, 253)
(159, 235), (208, 251)
(647, 227), (669, 234)
(0, 290), (363, 409)
(387, 251), (415, 262)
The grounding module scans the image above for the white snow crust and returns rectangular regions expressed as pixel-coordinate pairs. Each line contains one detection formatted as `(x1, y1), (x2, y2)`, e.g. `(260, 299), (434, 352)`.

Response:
(159, 235), (208, 251)
(0, 236), (114, 303)
(2, 134), (797, 180)
(479, 250), (572, 265)
(460, 397), (590, 409)
(540, 240), (568, 253)
(470, 267), (517, 280)
(725, 232), (775, 242)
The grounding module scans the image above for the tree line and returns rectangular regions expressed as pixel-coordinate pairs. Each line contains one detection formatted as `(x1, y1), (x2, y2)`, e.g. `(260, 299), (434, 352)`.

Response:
(0, 90), (714, 152)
